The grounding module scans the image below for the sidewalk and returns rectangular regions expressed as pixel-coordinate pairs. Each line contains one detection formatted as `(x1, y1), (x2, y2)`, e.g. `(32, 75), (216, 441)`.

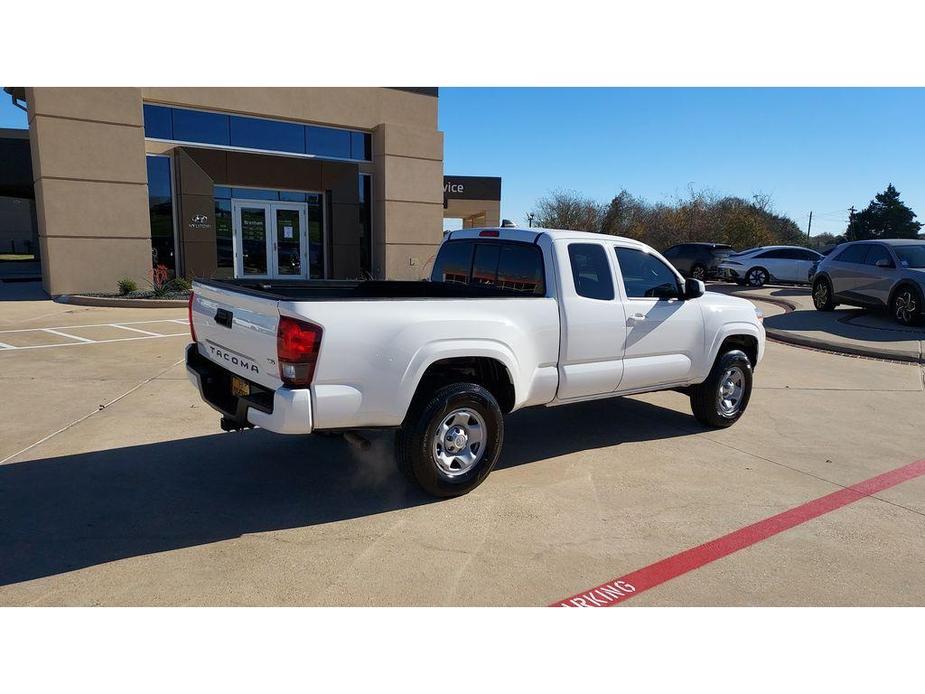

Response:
(707, 283), (925, 363)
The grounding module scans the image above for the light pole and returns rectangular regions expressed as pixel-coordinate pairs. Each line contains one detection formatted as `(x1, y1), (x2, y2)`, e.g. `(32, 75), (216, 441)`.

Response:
(527, 213), (535, 228)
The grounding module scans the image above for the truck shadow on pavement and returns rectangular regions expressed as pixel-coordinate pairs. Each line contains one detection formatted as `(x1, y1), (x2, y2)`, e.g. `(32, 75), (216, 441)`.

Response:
(0, 395), (701, 587)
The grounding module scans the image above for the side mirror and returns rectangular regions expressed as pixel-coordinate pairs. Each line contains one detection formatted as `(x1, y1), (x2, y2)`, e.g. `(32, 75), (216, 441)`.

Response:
(684, 278), (705, 299)
(875, 258), (894, 269)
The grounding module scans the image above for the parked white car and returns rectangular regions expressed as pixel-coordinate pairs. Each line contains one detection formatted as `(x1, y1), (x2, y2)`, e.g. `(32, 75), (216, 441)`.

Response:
(187, 227), (765, 497)
(719, 245), (823, 287)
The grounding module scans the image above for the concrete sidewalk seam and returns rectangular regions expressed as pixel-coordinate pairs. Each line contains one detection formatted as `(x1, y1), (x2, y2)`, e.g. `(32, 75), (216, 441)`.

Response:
(0, 358), (184, 466)
(701, 436), (925, 521)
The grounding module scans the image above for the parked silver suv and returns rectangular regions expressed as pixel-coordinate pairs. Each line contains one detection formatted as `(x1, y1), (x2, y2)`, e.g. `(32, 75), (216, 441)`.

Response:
(811, 239), (925, 325)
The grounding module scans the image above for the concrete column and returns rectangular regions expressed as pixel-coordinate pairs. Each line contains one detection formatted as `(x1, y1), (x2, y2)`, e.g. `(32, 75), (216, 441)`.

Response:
(27, 88), (151, 295)
(372, 123), (444, 280)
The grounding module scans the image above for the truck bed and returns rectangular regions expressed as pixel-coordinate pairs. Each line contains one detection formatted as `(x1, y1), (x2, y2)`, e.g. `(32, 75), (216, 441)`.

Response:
(195, 278), (539, 301)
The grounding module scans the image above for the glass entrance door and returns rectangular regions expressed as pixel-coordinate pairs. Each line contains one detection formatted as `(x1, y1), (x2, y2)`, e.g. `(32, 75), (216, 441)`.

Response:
(232, 200), (309, 279)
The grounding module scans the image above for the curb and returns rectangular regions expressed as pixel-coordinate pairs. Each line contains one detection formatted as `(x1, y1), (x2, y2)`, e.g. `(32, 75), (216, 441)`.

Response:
(739, 292), (924, 364)
(56, 294), (188, 309)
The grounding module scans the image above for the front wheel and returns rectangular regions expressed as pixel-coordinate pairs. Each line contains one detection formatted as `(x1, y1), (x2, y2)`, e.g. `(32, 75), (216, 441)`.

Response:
(395, 383), (504, 497)
(892, 285), (922, 326)
(689, 350), (753, 428)
(812, 277), (837, 311)
(745, 267), (768, 288)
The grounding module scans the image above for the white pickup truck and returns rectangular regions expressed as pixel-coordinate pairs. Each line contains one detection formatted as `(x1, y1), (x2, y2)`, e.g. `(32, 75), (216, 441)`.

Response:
(187, 227), (765, 497)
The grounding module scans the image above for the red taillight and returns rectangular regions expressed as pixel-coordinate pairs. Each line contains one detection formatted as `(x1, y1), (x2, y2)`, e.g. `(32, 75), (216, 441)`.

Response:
(188, 292), (197, 343)
(479, 230), (500, 237)
(277, 316), (323, 387)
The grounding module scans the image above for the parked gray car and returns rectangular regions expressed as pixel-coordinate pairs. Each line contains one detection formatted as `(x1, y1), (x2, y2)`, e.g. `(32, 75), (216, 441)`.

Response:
(811, 239), (925, 325)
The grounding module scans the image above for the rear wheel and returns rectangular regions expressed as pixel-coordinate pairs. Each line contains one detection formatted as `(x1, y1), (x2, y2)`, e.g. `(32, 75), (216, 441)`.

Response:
(745, 267), (768, 288)
(689, 350), (753, 428)
(812, 277), (837, 311)
(891, 285), (922, 326)
(396, 382), (504, 497)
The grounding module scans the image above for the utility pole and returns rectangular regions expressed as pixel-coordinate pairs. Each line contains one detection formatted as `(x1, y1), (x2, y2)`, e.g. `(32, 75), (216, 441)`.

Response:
(806, 211), (813, 243)
(527, 213), (535, 228)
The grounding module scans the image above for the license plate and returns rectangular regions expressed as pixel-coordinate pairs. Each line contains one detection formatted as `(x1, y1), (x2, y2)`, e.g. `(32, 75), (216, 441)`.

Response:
(231, 376), (250, 397)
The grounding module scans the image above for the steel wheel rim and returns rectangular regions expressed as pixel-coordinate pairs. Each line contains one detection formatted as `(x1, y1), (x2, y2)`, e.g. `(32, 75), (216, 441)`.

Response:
(716, 366), (745, 417)
(813, 281), (828, 308)
(431, 408), (487, 477)
(895, 290), (916, 323)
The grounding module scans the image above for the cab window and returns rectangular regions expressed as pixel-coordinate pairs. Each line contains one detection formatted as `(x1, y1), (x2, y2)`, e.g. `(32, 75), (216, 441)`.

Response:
(614, 247), (682, 299)
(568, 243), (614, 300)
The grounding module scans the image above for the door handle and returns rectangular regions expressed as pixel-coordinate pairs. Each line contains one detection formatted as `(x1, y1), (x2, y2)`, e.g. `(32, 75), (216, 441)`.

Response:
(627, 313), (646, 325)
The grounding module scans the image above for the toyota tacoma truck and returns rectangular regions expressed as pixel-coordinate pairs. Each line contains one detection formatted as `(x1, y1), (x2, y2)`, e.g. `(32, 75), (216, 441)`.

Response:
(186, 227), (765, 497)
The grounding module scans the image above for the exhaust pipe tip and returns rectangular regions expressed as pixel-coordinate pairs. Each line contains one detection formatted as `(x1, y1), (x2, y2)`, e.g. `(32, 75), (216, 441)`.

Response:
(342, 431), (372, 451)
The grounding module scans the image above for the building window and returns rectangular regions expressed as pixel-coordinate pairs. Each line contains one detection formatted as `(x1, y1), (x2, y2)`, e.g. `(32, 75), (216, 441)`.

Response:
(213, 186), (325, 280)
(146, 155), (176, 274)
(143, 104), (372, 162)
(358, 174), (372, 278)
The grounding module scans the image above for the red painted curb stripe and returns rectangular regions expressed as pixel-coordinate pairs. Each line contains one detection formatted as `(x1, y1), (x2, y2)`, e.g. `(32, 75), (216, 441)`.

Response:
(551, 459), (925, 607)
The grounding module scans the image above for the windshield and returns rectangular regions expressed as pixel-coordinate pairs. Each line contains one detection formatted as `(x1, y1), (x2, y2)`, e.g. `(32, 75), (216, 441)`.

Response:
(894, 245), (925, 269)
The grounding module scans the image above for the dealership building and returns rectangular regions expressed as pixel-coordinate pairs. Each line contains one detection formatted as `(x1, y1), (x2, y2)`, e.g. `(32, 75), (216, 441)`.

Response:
(3, 88), (501, 295)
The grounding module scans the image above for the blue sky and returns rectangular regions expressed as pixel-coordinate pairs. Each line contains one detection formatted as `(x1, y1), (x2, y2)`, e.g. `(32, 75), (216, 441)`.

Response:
(439, 88), (925, 237)
(4, 88), (923, 238)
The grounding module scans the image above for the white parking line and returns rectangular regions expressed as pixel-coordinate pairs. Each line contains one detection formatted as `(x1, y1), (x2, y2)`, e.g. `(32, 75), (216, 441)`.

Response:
(0, 333), (188, 352)
(0, 318), (187, 335)
(110, 324), (165, 337)
(41, 328), (94, 343)
(0, 318), (190, 352)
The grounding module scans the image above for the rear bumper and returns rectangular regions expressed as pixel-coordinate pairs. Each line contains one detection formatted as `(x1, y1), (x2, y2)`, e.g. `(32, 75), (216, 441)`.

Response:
(185, 343), (313, 435)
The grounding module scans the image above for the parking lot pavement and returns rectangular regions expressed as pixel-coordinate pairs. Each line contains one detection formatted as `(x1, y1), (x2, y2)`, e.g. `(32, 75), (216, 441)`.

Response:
(708, 282), (925, 362)
(1, 297), (924, 606)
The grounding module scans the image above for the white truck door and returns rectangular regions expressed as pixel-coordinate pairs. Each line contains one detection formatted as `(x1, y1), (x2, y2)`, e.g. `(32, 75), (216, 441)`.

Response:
(555, 241), (627, 400)
(612, 246), (704, 391)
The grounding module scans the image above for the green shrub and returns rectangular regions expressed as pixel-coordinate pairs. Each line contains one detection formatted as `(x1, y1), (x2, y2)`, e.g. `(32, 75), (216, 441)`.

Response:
(118, 278), (138, 295)
(171, 277), (192, 292)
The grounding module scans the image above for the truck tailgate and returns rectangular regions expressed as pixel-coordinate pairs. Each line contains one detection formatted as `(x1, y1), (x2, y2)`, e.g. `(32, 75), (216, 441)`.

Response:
(191, 281), (283, 391)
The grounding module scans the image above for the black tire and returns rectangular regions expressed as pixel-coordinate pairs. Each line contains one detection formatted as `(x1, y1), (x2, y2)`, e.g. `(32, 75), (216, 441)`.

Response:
(689, 350), (753, 428)
(891, 284), (923, 326)
(690, 264), (706, 281)
(395, 383), (504, 498)
(745, 267), (768, 288)
(812, 276), (837, 311)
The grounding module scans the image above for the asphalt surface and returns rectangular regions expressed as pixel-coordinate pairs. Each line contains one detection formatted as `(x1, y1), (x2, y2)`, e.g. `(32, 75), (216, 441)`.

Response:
(1, 284), (923, 606)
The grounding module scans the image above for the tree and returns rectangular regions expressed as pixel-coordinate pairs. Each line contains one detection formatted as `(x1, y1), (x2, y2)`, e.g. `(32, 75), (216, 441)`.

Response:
(600, 189), (648, 238)
(530, 190), (603, 232)
(845, 184), (922, 241)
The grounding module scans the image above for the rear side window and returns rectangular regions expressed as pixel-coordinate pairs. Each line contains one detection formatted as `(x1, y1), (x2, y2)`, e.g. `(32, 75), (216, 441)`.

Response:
(431, 240), (546, 296)
(864, 245), (893, 267)
(835, 244), (870, 264)
(432, 241), (474, 284)
(756, 249), (788, 259)
(568, 243), (614, 300)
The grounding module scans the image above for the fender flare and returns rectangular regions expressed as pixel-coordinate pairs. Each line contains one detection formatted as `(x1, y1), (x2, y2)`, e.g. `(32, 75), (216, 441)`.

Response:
(396, 339), (521, 420)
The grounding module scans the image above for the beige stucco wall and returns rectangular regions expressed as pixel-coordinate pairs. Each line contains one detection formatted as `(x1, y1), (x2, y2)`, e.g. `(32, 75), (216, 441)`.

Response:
(28, 87), (152, 295)
(28, 87), (443, 292)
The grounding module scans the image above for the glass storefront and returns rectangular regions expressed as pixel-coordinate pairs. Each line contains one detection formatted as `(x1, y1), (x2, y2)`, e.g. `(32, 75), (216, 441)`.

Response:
(214, 187), (324, 279)
(145, 155), (176, 274)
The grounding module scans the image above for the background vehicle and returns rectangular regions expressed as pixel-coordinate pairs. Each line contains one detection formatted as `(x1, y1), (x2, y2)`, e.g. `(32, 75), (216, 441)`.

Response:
(811, 239), (925, 326)
(662, 242), (734, 280)
(187, 227), (765, 498)
(718, 245), (823, 287)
